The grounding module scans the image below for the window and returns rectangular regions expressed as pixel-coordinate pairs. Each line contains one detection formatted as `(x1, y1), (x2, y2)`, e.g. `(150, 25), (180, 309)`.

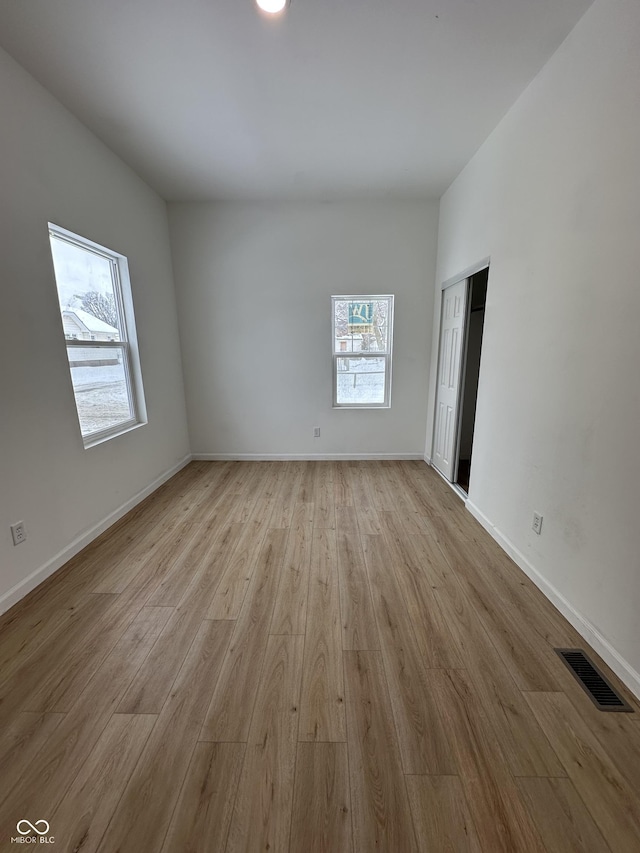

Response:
(332, 295), (394, 408)
(48, 223), (146, 446)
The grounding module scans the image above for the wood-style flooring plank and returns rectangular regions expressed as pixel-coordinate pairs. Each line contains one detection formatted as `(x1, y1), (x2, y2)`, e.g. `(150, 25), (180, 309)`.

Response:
(98, 525), (195, 603)
(117, 522), (242, 714)
(515, 777), (612, 853)
(200, 529), (287, 742)
(206, 517), (270, 620)
(555, 654), (640, 793)
(368, 464), (398, 512)
(406, 775), (482, 852)
(431, 668), (546, 852)
(161, 742), (245, 853)
(48, 713), (157, 853)
(251, 468), (291, 527)
(147, 516), (239, 607)
(269, 460), (303, 528)
(434, 523), (567, 692)
(525, 691), (640, 851)
(0, 606), (172, 841)
(0, 712), (65, 806)
(393, 509), (432, 535)
(159, 465), (224, 525)
(392, 511), (454, 587)
(335, 505), (359, 535)
(313, 462), (336, 529)
(439, 511), (581, 649)
(362, 534), (455, 774)
(570, 701), (640, 796)
(122, 463), (207, 527)
(299, 529), (346, 742)
(90, 520), (191, 595)
(0, 593), (118, 720)
(298, 461), (317, 504)
(23, 590), (148, 713)
(336, 531), (379, 651)
(379, 463), (423, 516)
(270, 502), (314, 635)
(378, 513), (463, 668)
(0, 604), (84, 692)
(431, 508), (578, 650)
(290, 743), (353, 853)
(198, 464), (264, 526)
(333, 462), (354, 507)
(434, 581), (566, 778)
(403, 461), (465, 514)
(96, 620), (233, 853)
(185, 463), (245, 526)
(343, 650), (417, 853)
(355, 507), (382, 535)
(226, 634), (303, 853)
(394, 462), (453, 516)
(347, 464), (375, 509)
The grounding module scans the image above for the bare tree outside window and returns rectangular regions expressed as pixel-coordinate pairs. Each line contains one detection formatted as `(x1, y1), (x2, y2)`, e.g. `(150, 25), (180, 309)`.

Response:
(75, 291), (118, 329)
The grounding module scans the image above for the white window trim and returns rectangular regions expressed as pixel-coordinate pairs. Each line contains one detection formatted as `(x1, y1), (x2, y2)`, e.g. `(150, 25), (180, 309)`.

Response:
(48, 223), (147, 448)
(331, 294), (394, 409)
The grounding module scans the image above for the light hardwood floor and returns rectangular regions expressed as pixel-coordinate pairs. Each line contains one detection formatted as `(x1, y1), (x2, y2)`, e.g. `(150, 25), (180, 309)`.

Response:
(1, 460), (639, 851)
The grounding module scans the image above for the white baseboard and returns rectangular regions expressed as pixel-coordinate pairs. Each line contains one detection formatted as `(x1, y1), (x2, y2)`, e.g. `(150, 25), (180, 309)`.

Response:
(192, 452), (424, 461)
(466, 499), (640, 701)
(423, 454), (432, 464)
(0, 454), (192, 617)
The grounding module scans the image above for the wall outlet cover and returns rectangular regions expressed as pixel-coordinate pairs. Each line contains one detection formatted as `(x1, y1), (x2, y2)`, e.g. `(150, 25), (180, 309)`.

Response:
(11, 521), (27, 546)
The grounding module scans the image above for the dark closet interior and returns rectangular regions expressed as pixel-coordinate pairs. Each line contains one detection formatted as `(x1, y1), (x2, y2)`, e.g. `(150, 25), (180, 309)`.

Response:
(456, 267), (488, 493)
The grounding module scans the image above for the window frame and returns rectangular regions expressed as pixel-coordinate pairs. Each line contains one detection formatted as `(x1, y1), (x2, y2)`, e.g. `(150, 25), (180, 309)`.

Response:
(48, 223), (147, 448)
(331, 294), (394, 409)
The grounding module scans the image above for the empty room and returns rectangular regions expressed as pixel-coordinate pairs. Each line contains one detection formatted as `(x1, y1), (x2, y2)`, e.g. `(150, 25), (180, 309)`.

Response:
(1, 0), (640, 850)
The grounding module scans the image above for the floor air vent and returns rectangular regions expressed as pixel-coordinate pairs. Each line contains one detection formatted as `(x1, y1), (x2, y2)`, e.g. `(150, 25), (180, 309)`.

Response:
(554, 649), (633, 712)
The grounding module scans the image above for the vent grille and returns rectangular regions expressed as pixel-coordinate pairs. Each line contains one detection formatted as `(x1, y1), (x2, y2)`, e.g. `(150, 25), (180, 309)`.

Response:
(555, 649), (633, 712)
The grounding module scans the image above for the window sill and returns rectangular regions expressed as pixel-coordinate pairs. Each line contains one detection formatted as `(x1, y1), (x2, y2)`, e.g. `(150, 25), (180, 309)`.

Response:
(332, 405), (391, 410)
(83, 419), (147, 449)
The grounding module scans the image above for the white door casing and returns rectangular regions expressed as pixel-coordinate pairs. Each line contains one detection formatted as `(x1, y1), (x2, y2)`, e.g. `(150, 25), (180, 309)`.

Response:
(432, 278), (468, 481)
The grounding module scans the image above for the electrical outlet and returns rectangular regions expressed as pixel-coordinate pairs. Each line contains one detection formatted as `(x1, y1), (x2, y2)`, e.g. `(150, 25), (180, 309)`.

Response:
(313, 427), (321, 438)
(11, 521), (26, 546)
(532, 513), (543, 535)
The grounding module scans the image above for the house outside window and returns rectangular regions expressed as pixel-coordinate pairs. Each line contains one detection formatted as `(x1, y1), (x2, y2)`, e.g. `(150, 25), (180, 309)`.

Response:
(48, 223), (146, 446)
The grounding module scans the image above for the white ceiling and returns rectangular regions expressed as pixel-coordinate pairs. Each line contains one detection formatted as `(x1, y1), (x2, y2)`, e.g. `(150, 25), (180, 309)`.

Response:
(0, 0), (593, 201)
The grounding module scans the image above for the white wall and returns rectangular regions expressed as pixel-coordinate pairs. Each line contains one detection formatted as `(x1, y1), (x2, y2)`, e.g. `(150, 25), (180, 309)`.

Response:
(428, 0), (640, 693)
(169, 201), (438, 458)
(0, 47), (190, 612)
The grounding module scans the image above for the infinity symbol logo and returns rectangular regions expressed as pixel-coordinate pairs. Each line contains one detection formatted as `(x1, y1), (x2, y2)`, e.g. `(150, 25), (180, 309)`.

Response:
(17, 820), (50, 836)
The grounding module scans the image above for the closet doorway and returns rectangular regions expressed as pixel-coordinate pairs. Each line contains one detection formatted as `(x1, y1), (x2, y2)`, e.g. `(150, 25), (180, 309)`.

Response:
(432, 264), (488, 495)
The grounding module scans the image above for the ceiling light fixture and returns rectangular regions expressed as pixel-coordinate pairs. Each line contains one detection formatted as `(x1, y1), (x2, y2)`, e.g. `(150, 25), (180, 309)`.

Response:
(255, 0), (289, 15)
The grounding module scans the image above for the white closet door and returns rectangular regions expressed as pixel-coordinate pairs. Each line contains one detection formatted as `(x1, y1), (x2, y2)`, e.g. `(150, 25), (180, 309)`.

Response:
(432, 279), (468, 481)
